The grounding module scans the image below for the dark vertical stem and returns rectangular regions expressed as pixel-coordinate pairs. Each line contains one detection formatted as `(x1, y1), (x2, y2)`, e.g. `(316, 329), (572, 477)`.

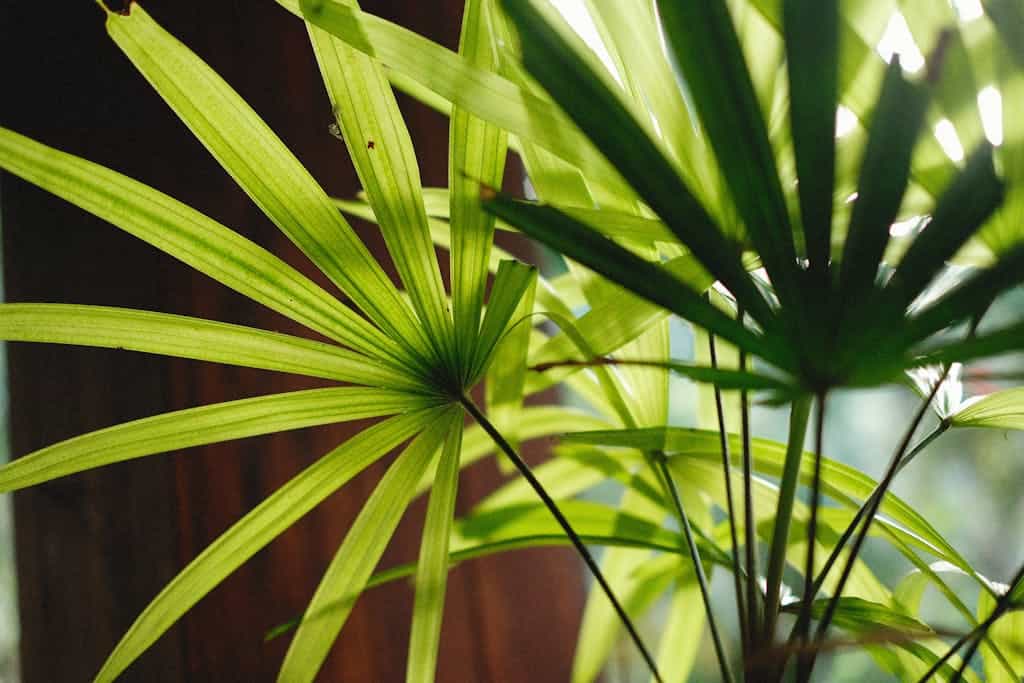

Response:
(459, 395), (665, 683)
(795, 391), (826, 683)
(655, 455), (735, 683)
(708, 322), (750, 659)
(763, 395), (813, 643)
(738, 321), (761, 651)
(806, 421), (948, 606)
(809, 370), (948, 658)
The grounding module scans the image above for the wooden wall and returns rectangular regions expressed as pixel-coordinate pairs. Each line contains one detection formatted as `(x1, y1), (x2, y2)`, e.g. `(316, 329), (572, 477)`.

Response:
(0, 1), (585, 680)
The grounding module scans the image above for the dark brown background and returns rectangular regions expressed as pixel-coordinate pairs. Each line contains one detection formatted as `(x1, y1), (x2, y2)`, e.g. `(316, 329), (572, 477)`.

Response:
(0, 1), (584, 680)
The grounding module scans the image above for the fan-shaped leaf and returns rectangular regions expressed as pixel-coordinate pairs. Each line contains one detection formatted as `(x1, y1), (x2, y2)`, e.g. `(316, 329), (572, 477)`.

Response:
(0, 128), (405, 365)
(278, 408), (459, 682)
(0, 387), (435, 491)
(105, 4), (426, 366)
(95, 408), (441, 683)
(0, 304), (417, 390)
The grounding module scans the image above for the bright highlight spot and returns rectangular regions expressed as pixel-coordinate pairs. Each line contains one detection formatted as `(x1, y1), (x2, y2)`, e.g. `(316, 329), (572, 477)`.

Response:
(876, 12), (925, 73)
(549, 0), (620, 82)
(977, 85), (1004, 146)
(934, 119), (965, 162)
(890, 215), (927, 237)
(835, 105), (858, 138)
(952, 0), (985, 22)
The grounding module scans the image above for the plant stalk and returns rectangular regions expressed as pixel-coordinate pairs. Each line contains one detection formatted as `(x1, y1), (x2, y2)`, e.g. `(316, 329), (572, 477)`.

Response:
(459, 395), (665, 683)
(708, 325), (751, 658)
(794, 391), (827, 683)
(739, 331), (761, 653)
(807, 372), (947, 671)
(654, 454), (735, 683)
(805, 421), (948, 606)
(762, 395), (813, 642)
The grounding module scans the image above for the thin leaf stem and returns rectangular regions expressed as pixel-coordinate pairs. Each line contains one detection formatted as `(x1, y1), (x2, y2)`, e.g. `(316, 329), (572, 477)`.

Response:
(808, 372), (948, 661)
(654, 454), (735, 683)
(458, 395), (665, 683)
(806, 421), (949, 605)
(918, 561), (1024, 683)
(739, 324), (761, 651)
(795, 391), (827, 683)
(708, 323), (750, 658)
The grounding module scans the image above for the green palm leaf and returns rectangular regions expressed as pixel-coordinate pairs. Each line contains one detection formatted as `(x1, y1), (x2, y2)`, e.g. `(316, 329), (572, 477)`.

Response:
(95, 408), (442, 683)
(0, 128), (406, 365)
(406, 419), (463, 682)
(104, 3), (427, 368)
(449, 0), (509, 372)
(0, 387), (435, 491)
(0, 304), (417, 390)
(499, 0), (776, 329)
(306, 12), (451, 366)
(278, 409), (458, 681)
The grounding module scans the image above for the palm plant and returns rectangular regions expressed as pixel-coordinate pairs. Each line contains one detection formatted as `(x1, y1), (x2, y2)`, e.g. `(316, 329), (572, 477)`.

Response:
(3, 0), (1024, 682)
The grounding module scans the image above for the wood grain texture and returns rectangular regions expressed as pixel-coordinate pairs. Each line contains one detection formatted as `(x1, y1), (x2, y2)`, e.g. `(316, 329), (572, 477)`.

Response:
(1, 1), (584, 680)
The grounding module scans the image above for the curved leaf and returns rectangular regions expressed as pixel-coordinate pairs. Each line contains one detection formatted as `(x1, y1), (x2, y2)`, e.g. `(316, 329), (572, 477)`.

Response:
(952, 387), (1024, 430)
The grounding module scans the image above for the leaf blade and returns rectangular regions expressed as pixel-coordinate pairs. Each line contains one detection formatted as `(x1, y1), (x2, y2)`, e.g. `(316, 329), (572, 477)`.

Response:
(406, 419), (462, 682)
(449, 0), (510, 369)
(0, 303), (418, 390)
(499, 0), (776, 328)
(0, 386), (434, 492)
(95, 408), (441, 683)
(658, 0), (802, 314)
(482, 195), (790, 368)
(104, 4), (425, 363)
(305, 12), (451, 365)
(0, 127), (406, 365)
(784, 0), (839, 274)
(277, 409), (458, 682)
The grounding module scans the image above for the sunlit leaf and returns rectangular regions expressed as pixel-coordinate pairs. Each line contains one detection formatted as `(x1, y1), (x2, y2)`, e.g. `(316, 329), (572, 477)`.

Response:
(96, 408), (441, 683)
(449, 0), (510, 370)
(105, 3), (427, 367)
(306, 12), (451, 366)
(0, 387), (435, 492)
(0, 128), (405, 365)
(278, 408), (458, 681)
(0, 304), (417, 390)
(407, 419), (463, 682)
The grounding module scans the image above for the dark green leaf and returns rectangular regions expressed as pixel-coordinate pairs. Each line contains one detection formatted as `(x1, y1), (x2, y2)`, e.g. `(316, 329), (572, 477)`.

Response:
(784, 0), (839, 275)
(887, 143), (1005, 309)
(840, 60), (931, 308)
(658, 0), (802, 316)
(482, 194), (791, 369)
(499, 0), (776, 329)
(903, 243), (1024, 344)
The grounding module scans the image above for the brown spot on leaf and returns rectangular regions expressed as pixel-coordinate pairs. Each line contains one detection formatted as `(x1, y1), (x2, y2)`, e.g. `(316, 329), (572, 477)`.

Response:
(367, 140), (375, 150)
